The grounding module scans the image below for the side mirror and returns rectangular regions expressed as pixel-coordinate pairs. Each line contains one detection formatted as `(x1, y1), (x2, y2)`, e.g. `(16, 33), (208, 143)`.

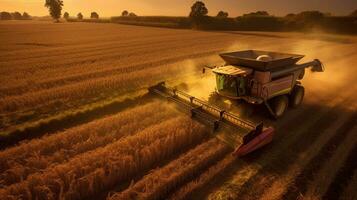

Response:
(311, 59), (325, 72)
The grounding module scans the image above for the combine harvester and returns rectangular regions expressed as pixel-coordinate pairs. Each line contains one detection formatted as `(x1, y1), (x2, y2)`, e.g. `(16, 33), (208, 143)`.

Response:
(149, 50), (324, 156)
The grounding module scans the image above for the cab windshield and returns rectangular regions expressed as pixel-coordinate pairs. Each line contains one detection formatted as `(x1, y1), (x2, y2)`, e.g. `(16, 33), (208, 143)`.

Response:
(216, 74), (238, 96)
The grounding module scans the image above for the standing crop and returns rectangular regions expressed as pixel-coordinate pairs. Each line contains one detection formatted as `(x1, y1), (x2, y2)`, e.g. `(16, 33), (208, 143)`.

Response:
(0, 102), (176, 187)
(0, 117), (207, 199)
(109, 138), (230, 200)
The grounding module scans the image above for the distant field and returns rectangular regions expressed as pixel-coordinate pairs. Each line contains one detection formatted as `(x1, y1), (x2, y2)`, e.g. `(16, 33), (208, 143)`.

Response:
(0, 21), (356, 200)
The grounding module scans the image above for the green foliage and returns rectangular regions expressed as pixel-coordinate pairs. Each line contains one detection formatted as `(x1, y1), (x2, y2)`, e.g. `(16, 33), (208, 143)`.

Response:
(0, 12), (12, 20)
(122, 10), (129, 16)
(295, 11), (325, 21)
(189, 1), (208, 18)
(22, 12), (31, 20)
(77, 12), (83, 20)
(189, 1), (209, 28)
(63, 12), (69, 20)
(45, 0), (63, 21)
(91, 12), (99, 19)
(111, 16), (190, 28)
(243, 11), (269, 17)
(216, 11), (229, 18)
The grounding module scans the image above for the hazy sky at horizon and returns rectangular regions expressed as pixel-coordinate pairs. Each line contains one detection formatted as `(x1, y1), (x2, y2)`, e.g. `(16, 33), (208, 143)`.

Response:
(1, 0), (356, 17)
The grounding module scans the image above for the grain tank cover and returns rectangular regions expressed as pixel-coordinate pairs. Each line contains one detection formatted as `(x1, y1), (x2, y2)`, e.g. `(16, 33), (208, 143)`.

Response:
(219, 50), (304, 71)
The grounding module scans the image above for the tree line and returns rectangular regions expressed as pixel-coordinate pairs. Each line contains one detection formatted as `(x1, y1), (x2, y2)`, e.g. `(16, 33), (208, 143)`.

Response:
(3, 0), (355, 34)
(0, 12), (31, 20)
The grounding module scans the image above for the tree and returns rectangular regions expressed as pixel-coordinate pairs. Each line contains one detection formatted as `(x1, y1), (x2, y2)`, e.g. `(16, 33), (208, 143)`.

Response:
(45, 0), (63, 22)
(22, 12), (31, 20)
(91, 12), (99, 19)
(0, 12), (12, 20)
(295, 11), (325, 22)
(77, 12), (83, 20)
(189, 1), (208, 18)
(350, 9), (357, 16)
(122, 10), (129, 16)
(11, 12), (22, 20)
(63, 12), (69, 20)
(216, 11), (228, 18)
(243, 11), (269, 17)
(285, 13), (296, 18)
(128, 12), (137, 17)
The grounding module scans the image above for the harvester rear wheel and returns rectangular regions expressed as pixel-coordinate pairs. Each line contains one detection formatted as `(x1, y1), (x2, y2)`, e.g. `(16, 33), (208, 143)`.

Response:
(290, 85), (305, 107)
(270, 95), (289, 118)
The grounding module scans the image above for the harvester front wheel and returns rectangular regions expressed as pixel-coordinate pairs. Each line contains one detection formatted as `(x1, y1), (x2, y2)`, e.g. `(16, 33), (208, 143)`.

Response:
(290, 85), (305, 107)
(269, 95), (289, 118)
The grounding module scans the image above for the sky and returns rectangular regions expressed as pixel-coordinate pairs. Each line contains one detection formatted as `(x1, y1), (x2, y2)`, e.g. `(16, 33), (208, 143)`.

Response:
(0, 0), (356, 17)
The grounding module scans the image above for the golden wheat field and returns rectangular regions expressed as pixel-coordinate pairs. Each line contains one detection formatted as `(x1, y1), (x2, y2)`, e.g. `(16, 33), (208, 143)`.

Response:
(0, 20), (356, 200)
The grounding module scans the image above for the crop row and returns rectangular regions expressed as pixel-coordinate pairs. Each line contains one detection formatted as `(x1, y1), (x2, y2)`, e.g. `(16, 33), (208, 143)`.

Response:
(169, 155), (236, 200)
(0, 64), (177, 113)
(299, 119), (357, 199)
(0, 102), (176, 187)
(0, 50), (215, 98)
(109, 138), (230, 200)
(0, 35), (230, 94)
(0, 117), (207, 200)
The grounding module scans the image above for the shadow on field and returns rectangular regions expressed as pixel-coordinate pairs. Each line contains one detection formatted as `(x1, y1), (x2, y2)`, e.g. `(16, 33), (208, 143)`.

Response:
(0, 94), (154, 149)
(229, 102), (356, 199)
(191, 99), (356, 199)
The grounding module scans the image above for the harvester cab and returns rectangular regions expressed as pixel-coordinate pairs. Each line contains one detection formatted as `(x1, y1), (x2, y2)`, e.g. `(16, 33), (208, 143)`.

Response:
(208, 50), (324, 118)
(149, 50), (324, 157)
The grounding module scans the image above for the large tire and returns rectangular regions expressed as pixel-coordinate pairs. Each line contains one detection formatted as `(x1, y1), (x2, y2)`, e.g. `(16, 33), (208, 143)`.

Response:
(290, 85), (305, 108)
(269, 95), (289, 118)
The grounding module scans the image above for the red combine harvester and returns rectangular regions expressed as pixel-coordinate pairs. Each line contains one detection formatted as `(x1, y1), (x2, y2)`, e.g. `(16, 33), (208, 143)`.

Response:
(149, 50), (324, 156)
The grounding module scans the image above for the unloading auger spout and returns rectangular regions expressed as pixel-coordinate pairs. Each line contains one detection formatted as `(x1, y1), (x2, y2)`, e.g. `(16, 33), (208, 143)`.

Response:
(149, 82), (274, 157)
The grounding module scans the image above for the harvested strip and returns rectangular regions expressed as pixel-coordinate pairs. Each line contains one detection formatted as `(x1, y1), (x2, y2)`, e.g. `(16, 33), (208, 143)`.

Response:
(169, 154), (236, 200)
(0, 102), (177, 187)
(304, 124), (357, 199)
(208, 86), (356, 199)
(259, 102), (356, 200)
(340, 169), (357, 200)
(0, 117), (207, 200)
(108, 138), (230, 200)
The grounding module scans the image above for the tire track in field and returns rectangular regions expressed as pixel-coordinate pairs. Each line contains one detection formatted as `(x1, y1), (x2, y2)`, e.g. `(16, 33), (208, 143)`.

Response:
(203, 43), (357, 198)
(323, 128), (357, 199)
(283, 106), (357, 199)
(238, 92), (356, 200)
(170, 73), (329, 199)
(187, 93), (327, 199)
(302, 122), (357, 200)
(339, 168), (357, 200)
(205, 84), (356, 199)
